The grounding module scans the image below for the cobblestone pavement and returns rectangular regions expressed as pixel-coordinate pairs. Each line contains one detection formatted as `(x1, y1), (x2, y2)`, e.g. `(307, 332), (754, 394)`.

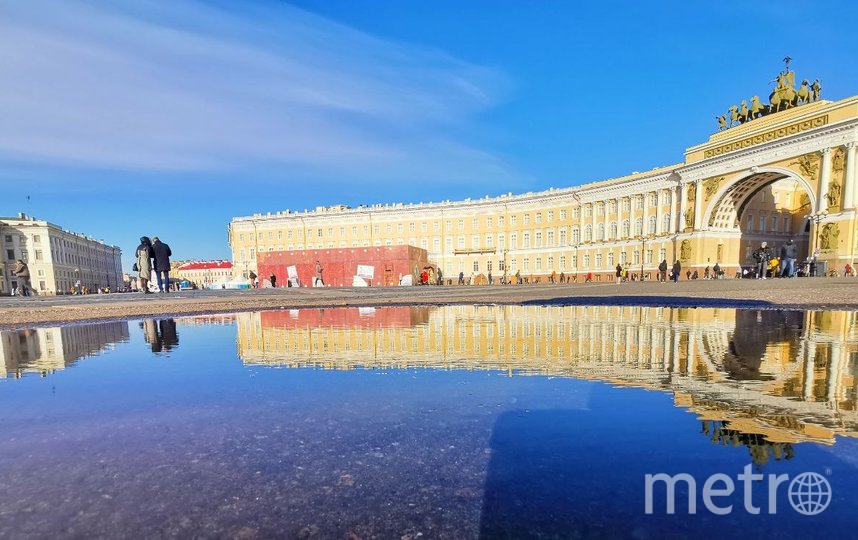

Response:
(1, 277), (857, 328)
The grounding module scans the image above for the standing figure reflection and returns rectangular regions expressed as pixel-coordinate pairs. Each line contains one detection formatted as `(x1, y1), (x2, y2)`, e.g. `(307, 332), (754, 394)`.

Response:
(141, 319), (179, 353)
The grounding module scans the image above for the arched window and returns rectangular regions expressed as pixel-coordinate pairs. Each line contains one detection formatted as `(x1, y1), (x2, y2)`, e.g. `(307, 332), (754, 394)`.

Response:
(584, 224), (592, 242)
(622, 220), (630, 238)
(662, 214), (670, 233)
(609, 221), (618, 239)
(648, 216), (657, 235)
(635, 218), (643, 236)
(597, 223), (605, 241)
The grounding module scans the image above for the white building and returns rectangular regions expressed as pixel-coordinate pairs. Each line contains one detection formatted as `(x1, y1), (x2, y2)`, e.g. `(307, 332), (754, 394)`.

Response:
(1, 213), (123, 295)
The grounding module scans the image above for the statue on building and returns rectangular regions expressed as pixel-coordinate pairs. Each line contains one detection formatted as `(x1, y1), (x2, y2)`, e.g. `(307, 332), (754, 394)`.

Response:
(728, 105), (740, 127)
(715, 59), (821, 130)
(703, 176), (723, 200)
(749, 96), (766, 119)
(791, 153), (820, 180)
(680, 240), (692, 261)
(739, 100), (750, 123)
(826, 181), (842, 210)
(684, 208), (695, 229)
(819, 223), (839, 250)
(811, 79), (822, 102)
(797, 80), (812, 104)
(833, 148), (845, 174)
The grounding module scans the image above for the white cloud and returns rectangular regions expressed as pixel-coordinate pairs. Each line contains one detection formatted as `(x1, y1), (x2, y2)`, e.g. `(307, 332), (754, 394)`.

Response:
(0, 0), (521, 185)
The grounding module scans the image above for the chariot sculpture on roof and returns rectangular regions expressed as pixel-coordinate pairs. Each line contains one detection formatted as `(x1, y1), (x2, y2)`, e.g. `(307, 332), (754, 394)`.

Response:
(716, 57), (822, 131)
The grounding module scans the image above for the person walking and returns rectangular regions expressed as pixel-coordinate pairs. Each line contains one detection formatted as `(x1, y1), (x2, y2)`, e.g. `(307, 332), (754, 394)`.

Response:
(248, 270), (257, 288)
(615, 263), (623, 284)
(671, 260), (681, 283)
(270, 274), (277, 288)
(658, 260), (668, 283)
(135, 237), (155, 294)
(713, 262), (721, 279)
(458, 271), (465, 285)
(753, 242), (772, 279)
(515, 270), (521, 284)
(314, 260), (324, 287)
(488, 271), (493, 285)
(12, 259), (33, 297)
(780, 239), (797, 278)
(151, 236), (172, 292)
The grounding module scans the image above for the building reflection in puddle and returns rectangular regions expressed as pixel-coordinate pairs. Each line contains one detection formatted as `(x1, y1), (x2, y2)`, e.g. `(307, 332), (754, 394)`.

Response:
(236, 305), (858, 446)
(0, 321), (129, 379)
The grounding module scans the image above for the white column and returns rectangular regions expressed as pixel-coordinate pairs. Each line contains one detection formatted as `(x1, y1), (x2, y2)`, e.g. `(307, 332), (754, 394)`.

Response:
(818, 147), (832, 213)
(678, 183), (688, 232)
(693, 181), (703, 230)
(804, 339), (816, 401)
(654, 193), (661, 235)
(828, 342), (843, 405)
(629, 195), (637, 237)
(844, 142), (857, 210)
(669, 186), (679, 233)
(591, 202), (597, 242)
(642, 191), (650, 236)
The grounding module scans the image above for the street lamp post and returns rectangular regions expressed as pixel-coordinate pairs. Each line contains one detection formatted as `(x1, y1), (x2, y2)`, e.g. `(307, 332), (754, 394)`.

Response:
(636, 235), (653, 280)
(74, 268), (80, 295)
(804, 210), (829, 276)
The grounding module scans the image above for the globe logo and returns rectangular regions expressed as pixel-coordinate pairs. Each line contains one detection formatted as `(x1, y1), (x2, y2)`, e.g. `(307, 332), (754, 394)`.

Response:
(788, 472), (832, 516)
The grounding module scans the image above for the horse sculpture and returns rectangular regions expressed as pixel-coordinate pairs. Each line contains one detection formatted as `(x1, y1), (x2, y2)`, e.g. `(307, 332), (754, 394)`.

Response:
(769, 84), (797, 113)
(716, 66), (820, 130)
(749, 96), (766, 119)
(797, 80), (812, 104)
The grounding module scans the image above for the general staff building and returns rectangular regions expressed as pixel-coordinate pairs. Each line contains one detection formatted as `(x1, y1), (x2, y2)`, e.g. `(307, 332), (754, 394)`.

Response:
(230, 76), (858, 281)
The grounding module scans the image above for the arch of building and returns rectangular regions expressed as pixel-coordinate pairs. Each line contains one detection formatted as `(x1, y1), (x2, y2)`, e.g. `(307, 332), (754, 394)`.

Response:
(705, 167), (817, 231)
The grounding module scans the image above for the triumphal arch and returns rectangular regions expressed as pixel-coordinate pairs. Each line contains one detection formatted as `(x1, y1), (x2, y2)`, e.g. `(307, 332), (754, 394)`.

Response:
(680, 64), (857, 270)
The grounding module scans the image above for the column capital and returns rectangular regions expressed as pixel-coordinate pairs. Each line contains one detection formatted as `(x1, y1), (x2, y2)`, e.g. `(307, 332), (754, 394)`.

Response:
(846, 141), (856, 150)
(821, 147), (832, 156)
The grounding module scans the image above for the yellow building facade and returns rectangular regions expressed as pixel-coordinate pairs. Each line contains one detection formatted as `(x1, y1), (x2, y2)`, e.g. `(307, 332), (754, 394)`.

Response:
(229, 84), (858, 280)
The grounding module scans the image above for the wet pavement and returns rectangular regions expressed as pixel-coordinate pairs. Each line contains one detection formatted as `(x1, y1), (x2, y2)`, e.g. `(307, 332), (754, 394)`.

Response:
(0, 305), (856, 538)
(2, 277), (858, 327)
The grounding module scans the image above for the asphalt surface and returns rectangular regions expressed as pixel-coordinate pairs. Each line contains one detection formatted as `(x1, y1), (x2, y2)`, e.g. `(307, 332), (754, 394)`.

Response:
(1, 277), (857, 328)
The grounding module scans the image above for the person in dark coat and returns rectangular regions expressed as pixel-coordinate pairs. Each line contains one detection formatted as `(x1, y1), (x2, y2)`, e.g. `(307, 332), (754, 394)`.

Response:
(780, 239), (797, 278)
(753, 242), (771, 279)
(270, 274), (277, 288)
(151, 236), (173, 292)
(671, 260), (681, 283)
(658, 260), (668, 283)
(615, 263), (623, 284)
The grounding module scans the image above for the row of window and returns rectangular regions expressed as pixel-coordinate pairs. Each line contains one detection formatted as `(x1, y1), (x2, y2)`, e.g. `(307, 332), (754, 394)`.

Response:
(439, 247), (669, 275)
(234, 195), (687, 244)
(745, 214), (793, 234)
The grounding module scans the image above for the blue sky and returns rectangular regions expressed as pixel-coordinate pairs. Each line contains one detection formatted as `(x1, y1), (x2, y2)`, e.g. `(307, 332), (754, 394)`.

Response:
(2, 0), (857, 270)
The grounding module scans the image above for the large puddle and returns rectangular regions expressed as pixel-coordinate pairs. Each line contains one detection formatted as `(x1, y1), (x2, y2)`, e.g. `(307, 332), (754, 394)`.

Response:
(0, 305), (856, 538)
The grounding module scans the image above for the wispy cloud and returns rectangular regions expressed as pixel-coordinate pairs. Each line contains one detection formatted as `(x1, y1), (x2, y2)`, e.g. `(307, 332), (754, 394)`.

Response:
(0, 0), (520, 185)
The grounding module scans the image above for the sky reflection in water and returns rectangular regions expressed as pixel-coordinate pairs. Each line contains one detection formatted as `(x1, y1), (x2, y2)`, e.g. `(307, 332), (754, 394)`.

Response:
(0, 305), (856, 539)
